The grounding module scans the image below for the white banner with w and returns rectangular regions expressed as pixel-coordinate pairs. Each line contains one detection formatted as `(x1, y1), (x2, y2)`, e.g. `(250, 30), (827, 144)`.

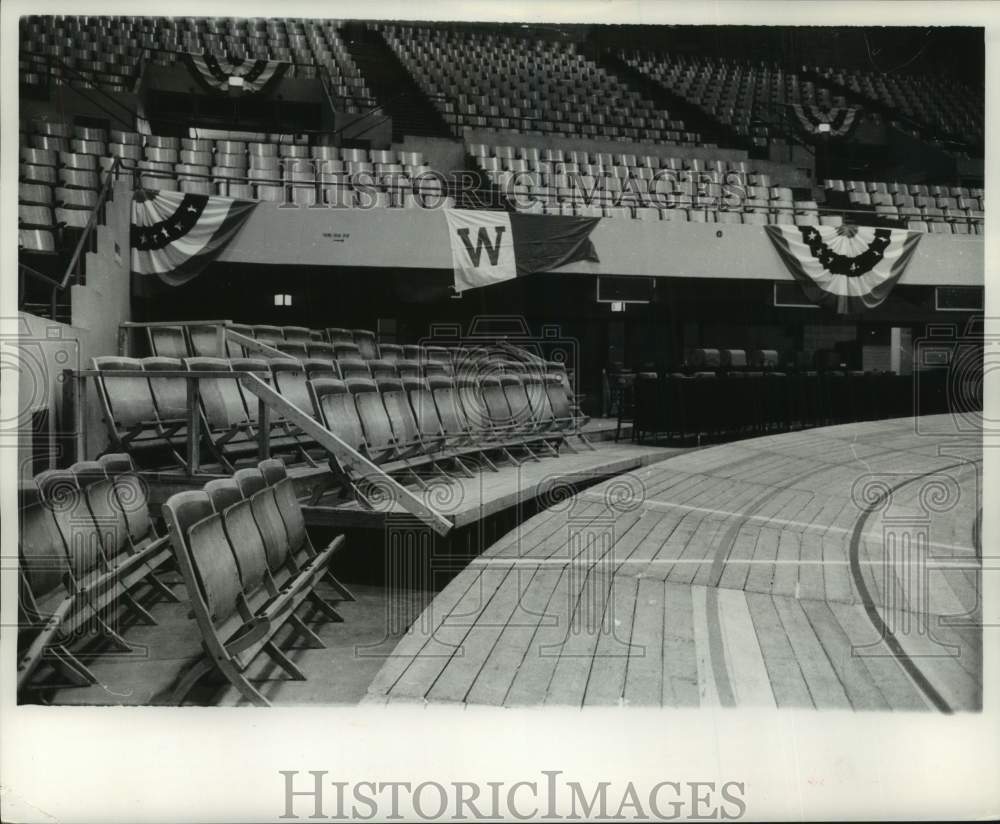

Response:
(445, 209), (517, 293)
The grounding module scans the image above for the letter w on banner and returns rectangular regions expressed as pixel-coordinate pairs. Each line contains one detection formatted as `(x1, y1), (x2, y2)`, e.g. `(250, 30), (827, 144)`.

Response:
(445, 209), (600, 293)
(445, 210), (517, 292)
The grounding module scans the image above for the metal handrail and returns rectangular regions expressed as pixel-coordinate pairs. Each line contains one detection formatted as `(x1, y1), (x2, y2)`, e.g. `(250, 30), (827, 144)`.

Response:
(18, 263), (65, 321)
(60, 157), (122, 290)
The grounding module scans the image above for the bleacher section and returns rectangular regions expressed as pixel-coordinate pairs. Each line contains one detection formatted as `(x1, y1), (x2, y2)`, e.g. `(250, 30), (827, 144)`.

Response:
(469, 140), (824, 224)
(91, 323), (589, 476)
(381, 24), (704, 146)
(19, 117), (454, 208)
(621, 52), (847, 149)
(20, 16), (376, 111)
(823, 178), (984, 234)
(813, 63), (983, 152)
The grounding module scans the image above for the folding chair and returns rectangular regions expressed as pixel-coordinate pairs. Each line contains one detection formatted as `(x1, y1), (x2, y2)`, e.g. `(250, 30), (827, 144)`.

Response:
(17, 501), (98, 694)
(92, 357), (187, 467)
(162, 491), (310, 706)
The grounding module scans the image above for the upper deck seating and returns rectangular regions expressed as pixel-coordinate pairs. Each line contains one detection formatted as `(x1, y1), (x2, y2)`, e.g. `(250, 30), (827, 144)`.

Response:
(813, 63), (983, 151)
(382, 23), (701, 146)
(21, 17), (375, 110)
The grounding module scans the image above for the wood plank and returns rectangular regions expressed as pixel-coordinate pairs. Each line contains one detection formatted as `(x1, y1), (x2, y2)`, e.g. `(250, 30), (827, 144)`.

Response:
(366, 566), (484, 697)
(388, 566), (512, 700)
(771, 596), (849, 709)
(827, 601), (930, 711)
(717, 588), (776, 708)
(689, 584), (717, 708)
(745, 592), (813, 708)
(583, 576), (640, 706)
(543, 552), (618, 706)
(504, 570), (576, 706)
(660, 583), (700, 708)
(622, 578), (665, 706)
(426, 566), (528, 703)
(745, 526), (780, 594)
(799, 599), (889, 710)
(771, 529), (801, 599)
(464, 569), (564, 705)
(717, 525), (759, 591)
(875, 605), (981, 712)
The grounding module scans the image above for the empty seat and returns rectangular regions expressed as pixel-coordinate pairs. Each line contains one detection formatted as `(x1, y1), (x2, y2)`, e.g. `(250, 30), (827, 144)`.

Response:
(93, 356), (186, 461)
(309, 378), (367, 454)
(148, 326), (190, 359)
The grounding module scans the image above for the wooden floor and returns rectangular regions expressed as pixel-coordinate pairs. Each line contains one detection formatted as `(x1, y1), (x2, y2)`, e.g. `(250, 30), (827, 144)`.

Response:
(365, 417), (982, 711)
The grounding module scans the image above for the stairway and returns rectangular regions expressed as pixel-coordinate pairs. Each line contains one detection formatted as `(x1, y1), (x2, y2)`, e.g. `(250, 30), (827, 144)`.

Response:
(599, 52), (748, 154)
(340, 25), (452, 143)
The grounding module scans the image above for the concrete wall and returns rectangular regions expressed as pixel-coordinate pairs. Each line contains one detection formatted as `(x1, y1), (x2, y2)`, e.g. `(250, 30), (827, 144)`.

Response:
(16, 180), (134, 479)
(216, 202), (984, 286)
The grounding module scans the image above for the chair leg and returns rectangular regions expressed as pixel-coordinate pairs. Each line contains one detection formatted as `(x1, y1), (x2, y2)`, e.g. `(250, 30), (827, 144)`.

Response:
(119, 589), (158, 625)
(92, 613), (144, 652)
(288, 614), (326, 648)
(262, 641), (307, 681)
(307, 590), (345, 622)
(323, 571), (356, 602)
(477, 451), (500, 472)
(145, 570), (182, 603)
(49, 645), (99, 686)
(500, 447), (521, 466)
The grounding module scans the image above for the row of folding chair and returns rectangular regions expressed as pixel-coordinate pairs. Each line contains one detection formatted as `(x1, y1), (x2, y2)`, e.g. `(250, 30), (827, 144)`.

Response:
(18, 454), (180, 697)
(143, 323), (534, 366)
(146, 324), (378, 359)
(471, 145), (756, 175)
(631, 371), (922, 443)
(162, 459), (353, 705)
(307, 371), (591, 494)
(91, 354), (588, 474)
(93, 355), (328, 472)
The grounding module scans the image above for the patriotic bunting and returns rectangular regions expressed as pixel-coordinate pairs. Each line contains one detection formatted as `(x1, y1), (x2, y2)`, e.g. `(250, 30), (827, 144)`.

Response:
(131, 189), (257, 286)
(791, 104), (859, 138)
(445, 209), (600, 293)
(184, 53), (288, 94)
(765, 224), (922, 313)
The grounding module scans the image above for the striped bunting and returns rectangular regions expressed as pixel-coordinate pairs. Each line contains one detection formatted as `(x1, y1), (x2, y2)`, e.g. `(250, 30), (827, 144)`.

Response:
(791, 103), (859, 138)
(131, 189), (257, 286)
(765, 223), (922, 313)
(185, 53), (288, 94)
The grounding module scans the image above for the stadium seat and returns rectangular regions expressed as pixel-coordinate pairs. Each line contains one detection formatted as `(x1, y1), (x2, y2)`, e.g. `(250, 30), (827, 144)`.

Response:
(93, 357), (187, 463)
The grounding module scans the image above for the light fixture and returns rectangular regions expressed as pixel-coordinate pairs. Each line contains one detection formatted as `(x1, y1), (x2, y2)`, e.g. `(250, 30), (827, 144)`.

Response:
(610, 301), (626, 313)
(274, 293), (292, 306)
(817, 122), (831, 134)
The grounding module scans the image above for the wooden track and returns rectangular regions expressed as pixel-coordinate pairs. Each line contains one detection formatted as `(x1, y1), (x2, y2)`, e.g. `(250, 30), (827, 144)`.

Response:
(365, 417), (982, 710)
(302, 441), (679, 529)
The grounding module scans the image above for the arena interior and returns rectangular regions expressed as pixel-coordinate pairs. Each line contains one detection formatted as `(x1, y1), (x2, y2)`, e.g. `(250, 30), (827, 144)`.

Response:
(14, 17), (984, 709)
